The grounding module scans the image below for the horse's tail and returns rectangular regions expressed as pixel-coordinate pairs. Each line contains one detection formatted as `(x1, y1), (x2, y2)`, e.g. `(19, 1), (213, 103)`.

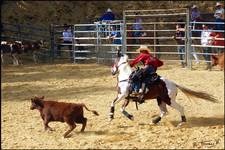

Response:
(82, 104), (99, 116)
(175, 84), (219, 103)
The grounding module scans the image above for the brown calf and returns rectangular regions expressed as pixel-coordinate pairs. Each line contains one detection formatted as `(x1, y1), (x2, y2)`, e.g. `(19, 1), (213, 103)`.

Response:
(30, 96), (99, 138)
(211, 53), (224, 70)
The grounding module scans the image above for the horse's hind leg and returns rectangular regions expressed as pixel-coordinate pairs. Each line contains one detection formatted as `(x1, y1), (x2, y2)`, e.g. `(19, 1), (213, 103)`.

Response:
(120, 98), (133, 120)
(152, 100), (168, 124)
(169, 99), (186, 126)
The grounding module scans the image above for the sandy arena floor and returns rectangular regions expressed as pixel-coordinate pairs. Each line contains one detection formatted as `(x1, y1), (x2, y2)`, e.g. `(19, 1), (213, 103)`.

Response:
(1, 63), (224, 149)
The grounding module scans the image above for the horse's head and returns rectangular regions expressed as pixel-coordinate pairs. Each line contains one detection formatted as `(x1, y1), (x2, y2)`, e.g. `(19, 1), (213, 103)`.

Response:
(111, 54), (129, 76)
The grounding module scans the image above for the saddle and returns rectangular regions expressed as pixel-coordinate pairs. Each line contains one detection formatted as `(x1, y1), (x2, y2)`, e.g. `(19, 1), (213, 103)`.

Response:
(129, 69), (160, 97)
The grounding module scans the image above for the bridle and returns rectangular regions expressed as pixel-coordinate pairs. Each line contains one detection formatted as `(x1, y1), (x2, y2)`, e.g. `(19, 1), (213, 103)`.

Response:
(112, 58), (129, 83)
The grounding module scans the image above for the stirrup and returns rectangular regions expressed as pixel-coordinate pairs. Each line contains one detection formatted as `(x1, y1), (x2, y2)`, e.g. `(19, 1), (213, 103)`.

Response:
(138, 99), (145, 104)
(138, 94), (145, 104)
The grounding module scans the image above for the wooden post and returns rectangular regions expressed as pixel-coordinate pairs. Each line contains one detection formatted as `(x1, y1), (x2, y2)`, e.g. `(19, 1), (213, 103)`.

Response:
(49, 24), (55, 63)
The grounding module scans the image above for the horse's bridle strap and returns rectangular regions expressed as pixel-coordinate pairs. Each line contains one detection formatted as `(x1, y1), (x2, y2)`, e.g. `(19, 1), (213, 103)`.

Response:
(119, 79), (128, 83)
(117, 62), (127, 69)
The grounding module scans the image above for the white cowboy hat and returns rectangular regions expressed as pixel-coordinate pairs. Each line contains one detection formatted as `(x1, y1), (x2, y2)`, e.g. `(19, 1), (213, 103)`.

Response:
(192, 5), (197, 9)
(136, 45), (151, 53)
(107, 8), (112, 12)
(216, 2), (222, 6)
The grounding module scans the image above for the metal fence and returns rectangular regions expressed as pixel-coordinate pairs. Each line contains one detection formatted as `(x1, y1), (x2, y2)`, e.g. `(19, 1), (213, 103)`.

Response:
(1, 22), (52, 63)
(50, 20), (124, 64)
(49, 8), (224, 68)
(189, 21), (224, 68)
(123, 8), (189, 66)
(1, 22), (50, 42)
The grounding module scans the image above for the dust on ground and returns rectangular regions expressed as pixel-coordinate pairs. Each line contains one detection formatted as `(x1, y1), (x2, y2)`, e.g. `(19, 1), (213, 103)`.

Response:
(1, 63), (224, 149)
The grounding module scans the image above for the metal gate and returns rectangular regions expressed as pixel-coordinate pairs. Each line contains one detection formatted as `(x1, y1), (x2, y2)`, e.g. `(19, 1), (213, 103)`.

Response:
(50, 21), (124, 64)
(123, 8), (190, 67)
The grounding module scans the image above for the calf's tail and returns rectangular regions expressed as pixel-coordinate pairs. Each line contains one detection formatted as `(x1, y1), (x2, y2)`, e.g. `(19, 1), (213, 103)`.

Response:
(82, 104), (99, 116)
(175, 84), (219, 103)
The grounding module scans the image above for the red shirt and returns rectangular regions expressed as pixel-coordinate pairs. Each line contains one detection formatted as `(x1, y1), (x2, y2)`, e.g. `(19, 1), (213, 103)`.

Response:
(210, 32), (225, 46)
(129, 53), (163, 69)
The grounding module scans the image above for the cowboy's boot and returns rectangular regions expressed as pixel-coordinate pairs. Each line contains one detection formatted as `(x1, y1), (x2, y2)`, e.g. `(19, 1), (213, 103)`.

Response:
(138, 83), (146, 104)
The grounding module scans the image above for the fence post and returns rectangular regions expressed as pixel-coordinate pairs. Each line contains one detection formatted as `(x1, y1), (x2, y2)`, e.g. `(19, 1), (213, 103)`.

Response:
(50, 24), (55, 63)
(17, 24), (21, 41)
(186, 8), (192, 69)
(122, 11), (127, 55)
(96, 23), (100, 64)
(72, 25), (76, 64)
(153, 23), (156, 57)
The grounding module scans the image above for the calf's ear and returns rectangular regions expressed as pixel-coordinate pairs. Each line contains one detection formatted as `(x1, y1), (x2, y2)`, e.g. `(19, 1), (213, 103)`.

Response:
(34, 99), (44, 108)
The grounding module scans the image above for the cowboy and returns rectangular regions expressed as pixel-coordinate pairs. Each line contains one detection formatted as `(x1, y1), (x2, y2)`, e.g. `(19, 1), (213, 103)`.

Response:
(129, 45), (163, 104)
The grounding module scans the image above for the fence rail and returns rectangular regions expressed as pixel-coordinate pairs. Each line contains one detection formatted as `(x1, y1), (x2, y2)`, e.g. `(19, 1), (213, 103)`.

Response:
(4, 9), (223, 68)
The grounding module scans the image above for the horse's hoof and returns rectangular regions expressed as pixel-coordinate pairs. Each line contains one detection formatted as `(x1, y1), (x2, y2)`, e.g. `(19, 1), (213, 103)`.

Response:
(152, 116), (161, 124)
(130, 115), (134, 121)
(108, 117), (113, 122)
(177, 122), (186, 128)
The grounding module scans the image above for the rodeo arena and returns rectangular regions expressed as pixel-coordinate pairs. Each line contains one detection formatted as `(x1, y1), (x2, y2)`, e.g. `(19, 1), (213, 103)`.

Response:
(1, 6), (224, 149)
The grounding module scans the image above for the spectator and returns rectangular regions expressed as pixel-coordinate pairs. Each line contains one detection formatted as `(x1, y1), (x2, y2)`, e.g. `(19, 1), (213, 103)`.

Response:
(172, 20), (186, 68)
(99, 8), (115, 37)
(57, 24), (73, 60)
(191, 5), (201, 30)
(108, 26), (122, 45)
(132, 13), (144, 44)
(210, 31), (225, 54)
(99, 8), (115, 21)
(214, 2), (224, 30)
(201, 24), (212, 70)
(108, 26), (122, 60)
(190, 5), (201, 64)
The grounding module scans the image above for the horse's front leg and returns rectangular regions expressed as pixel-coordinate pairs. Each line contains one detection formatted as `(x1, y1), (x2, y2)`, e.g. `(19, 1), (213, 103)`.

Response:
(121, 98), (134, 120)
(109, 94), (125, 121)
(11, 54), (19, 66)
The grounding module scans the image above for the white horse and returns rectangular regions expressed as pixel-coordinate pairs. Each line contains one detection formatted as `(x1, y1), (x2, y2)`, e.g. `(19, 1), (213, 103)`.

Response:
(109, 54), (218, 126)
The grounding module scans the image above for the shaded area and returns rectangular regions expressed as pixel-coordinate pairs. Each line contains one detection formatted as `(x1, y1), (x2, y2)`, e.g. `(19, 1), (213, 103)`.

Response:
(170, 116), (224, 127)
(1, 64), (111, 83)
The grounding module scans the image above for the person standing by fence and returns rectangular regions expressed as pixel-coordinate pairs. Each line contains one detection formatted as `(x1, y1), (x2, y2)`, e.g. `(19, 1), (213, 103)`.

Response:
(201, 24), (212, 70)
(172, 20), (186, 68)
(191, 5), (201, 30)
(99, 8), (115, 37)
(132, 13), (144, 44)
(57, 24), (73, 60)
(108, 26), (122, 61)
(189, 5), (201, 64)
(214, 2), (224, 31)
(210, 31), (225, 54)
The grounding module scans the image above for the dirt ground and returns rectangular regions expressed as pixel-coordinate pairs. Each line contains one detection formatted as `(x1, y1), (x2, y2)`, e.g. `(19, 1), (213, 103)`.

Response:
(1, 62), (224, 149)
